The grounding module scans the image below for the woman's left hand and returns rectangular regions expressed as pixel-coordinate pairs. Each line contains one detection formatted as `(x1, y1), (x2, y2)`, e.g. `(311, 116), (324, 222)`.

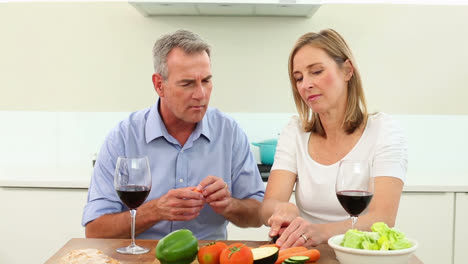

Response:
(275, 217), (326, 249)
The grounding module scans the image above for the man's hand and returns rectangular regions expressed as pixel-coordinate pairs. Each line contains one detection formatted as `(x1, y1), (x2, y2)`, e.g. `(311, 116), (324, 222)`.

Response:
(148, 187), (205, 221)
(196, 175), (231, 214)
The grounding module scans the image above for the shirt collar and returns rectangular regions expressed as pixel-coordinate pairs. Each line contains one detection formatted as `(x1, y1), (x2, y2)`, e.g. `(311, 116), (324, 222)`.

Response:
(193, 111), (211, 143)
(145, 99), (212, 144)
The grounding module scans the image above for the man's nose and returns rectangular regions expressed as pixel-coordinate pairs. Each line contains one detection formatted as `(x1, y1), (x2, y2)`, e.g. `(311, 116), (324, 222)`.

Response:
(192, 82), (206, 99)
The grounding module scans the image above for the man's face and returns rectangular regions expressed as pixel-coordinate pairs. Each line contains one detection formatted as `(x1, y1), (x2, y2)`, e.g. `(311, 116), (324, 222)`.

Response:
(156, 47), (212, 125)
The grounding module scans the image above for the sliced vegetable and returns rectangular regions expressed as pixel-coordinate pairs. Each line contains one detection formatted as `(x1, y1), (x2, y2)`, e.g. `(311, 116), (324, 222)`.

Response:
(155, 229), (198, 264)
(274, 249), (320, 264)
(289, 256), (310, 262)
(252, 246), (279, 264)
(281, 256), (310, 264)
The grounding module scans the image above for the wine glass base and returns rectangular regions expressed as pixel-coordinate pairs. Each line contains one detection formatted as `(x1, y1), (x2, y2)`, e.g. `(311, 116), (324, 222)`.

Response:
(116, 245), (150, 255)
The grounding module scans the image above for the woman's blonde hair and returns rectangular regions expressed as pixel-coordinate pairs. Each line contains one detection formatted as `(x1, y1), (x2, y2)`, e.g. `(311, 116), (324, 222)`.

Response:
(288, 29), (367, 137)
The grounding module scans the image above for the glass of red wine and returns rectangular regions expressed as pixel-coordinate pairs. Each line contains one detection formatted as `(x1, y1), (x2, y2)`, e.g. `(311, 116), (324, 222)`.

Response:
(114, 156), (151, 254)
(336, 160), (374, 230)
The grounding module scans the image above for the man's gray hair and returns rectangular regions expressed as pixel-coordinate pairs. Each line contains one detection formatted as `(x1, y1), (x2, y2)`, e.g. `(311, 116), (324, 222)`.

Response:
(152, 29), (211, 79)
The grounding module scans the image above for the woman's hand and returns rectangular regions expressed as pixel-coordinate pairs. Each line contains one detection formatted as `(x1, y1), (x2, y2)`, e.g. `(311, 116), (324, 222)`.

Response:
(275, 217), (326, 249)
(267, 202), (300, 239)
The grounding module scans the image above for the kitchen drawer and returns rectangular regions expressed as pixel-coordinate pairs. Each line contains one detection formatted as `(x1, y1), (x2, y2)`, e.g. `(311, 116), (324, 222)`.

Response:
(396, 192), (454, 264)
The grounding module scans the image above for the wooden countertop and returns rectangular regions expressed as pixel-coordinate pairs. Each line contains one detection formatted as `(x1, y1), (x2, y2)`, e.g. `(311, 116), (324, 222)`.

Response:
(45, 238), (423, 264)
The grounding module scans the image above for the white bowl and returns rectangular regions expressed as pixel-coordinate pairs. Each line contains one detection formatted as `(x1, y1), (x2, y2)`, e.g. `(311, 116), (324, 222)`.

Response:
(328, 234), (418, 264)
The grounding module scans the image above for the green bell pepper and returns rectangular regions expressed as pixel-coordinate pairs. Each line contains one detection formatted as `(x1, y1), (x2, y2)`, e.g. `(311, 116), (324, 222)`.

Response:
(155, 229), (198, 264)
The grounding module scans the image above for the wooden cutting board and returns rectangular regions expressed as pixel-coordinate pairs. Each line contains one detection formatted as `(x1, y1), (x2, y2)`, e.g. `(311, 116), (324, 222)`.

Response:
(45, 238), (422, 264)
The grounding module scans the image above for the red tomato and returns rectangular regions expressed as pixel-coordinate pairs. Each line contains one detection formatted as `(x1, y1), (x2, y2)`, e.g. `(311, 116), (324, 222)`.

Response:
(198, 241), (228, 264)
(220, 243), (253, 264)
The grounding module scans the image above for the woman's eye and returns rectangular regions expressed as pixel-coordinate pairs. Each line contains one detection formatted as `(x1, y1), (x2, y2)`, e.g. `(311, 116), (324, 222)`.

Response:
(312, 70), (323, 75)
(295, 77), (303, 83)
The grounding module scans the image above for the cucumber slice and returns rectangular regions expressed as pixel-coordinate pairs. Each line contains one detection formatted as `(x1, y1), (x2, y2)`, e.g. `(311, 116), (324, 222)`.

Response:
(289, 255), (310, 262)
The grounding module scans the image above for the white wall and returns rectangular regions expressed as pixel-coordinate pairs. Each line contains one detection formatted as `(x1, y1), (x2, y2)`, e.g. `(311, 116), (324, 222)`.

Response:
(1, 2), (468, 114)
(2, 111), (468, 185)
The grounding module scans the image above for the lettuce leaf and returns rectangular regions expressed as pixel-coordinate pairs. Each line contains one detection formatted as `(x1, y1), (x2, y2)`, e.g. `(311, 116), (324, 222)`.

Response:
(341, 222), (412, 251)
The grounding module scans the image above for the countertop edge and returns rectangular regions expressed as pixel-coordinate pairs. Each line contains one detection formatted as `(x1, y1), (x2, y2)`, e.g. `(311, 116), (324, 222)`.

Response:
(402, 185), (468, 193)
(0, 179), (89, 189)
(2, 179), (468, 192)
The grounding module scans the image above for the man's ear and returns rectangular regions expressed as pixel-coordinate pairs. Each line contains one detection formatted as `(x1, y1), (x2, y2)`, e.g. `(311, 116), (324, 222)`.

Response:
(343, 59), (354, 81)
(152, 73), (164, 97)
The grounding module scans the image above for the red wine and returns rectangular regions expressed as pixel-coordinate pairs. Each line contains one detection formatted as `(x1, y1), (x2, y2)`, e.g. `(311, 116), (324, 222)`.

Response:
(117, 185), (150, 209)
(336, 190), (373, 216)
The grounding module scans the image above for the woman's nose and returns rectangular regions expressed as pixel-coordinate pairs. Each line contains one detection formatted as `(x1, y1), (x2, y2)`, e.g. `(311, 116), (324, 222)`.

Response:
(301, 76), (314, 90)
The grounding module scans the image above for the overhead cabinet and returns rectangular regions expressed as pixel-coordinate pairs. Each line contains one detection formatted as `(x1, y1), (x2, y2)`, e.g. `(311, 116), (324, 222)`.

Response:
(129, 0), (321, 17)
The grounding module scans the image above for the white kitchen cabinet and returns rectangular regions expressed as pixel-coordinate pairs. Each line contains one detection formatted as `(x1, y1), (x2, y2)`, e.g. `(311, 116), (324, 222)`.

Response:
(454, 192), (468, 264)
(227, 221), (271, 241)
(0, 185), (460, 264)
(0, 184), (289, 262)
(229, 190), (457, 264)
(129, 0), (321, 17)
(395, 192), (455, 264)
(0, 187), (88, 264)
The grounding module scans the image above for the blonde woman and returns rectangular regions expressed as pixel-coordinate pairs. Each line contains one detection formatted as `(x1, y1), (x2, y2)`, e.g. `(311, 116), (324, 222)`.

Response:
(260, 29), (407, 249)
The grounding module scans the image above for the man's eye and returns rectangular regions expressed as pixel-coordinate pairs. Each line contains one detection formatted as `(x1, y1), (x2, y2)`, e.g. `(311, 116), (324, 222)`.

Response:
(202, 79), (211, 83)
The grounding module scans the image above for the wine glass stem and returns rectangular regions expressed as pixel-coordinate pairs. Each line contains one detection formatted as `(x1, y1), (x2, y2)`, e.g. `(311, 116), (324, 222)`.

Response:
(351, 216), (358, 229)
(130, 209), (137, 247)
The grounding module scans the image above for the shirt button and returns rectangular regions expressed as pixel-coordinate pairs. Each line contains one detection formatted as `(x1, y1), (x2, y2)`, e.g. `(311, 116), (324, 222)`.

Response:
(181, 150), (184, 153)
(179, 179), (183, 183)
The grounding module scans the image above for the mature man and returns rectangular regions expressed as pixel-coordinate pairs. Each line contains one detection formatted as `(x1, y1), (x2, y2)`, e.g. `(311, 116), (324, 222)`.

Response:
(82, 29), (265, 240)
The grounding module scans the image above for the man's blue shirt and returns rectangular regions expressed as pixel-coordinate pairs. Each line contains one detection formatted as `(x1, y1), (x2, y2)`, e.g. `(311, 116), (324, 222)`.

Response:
(82, 102), (265, 239)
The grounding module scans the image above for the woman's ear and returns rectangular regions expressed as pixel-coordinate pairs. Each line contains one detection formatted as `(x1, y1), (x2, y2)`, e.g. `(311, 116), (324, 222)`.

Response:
(152, 73), (164, 97)
(343, 59), (354, 81)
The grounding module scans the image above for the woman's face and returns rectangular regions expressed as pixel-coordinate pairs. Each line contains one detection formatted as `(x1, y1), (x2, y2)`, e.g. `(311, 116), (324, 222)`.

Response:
(292, 45), (351, 115)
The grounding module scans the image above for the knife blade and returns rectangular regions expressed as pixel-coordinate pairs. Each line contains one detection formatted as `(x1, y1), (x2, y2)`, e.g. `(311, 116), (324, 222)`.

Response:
(269, 235), (279, 244)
